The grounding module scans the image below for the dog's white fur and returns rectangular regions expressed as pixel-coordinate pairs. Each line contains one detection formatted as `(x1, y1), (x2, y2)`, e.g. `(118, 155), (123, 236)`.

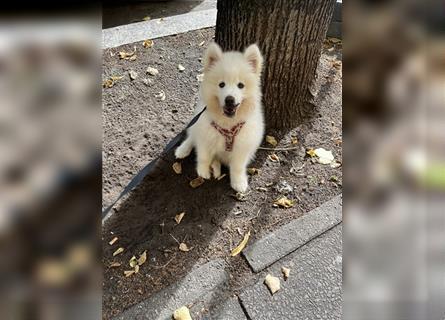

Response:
(175, 42), (264, 192)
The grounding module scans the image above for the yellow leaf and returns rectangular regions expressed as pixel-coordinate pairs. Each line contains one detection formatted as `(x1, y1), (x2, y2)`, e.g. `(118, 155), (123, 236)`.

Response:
(129, 256), (138, 268)
(264, 274), (281, 294)
(118, 49), (136, 60)
(190, 176), (204, 188)
(142, 39), (154, 48)
(173, 306), (192, 320)
(306, 149), (316, 157)
(274, 196), (294, 208)
(247, 167), (259, 175)
(281, 266), (290, 280)
(113, 247), (124, 256)
(266, 135), (278, 147)
(129, 70), (138, 80)
(137, 250), (147, 266)
(142, 16), (151, 21)
(124, 270), (136, 277)
(175, 212), (185, 225)
(179, 243), (191, 252)
(291, 137), (298, 145)
(268, 153), (280, 162)
(146, 66), (159, 76)
(172, 162), (182, 174)
(230, 231), (250, 257)
(109, 237), (118, 245)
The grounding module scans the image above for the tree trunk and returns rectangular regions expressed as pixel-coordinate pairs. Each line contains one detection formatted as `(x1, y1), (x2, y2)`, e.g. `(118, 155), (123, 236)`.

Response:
(215, 0), (336, 129)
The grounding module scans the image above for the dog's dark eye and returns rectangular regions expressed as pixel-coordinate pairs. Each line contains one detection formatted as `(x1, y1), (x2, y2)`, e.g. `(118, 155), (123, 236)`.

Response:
(237, 82), (245, 89)
(219, 82), (225, 88)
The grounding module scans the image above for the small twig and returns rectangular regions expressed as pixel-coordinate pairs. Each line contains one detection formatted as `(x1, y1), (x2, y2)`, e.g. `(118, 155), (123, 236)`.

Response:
(152, 254), (176, 269)
(169, 233), (180, 245)
(258, 146), (300, 151)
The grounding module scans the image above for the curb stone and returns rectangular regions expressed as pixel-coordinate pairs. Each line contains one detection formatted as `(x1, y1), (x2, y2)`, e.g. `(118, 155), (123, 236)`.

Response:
(103, 9), (217, 49)
(243, 194), (342, 272)
(113, 259), (228, 320)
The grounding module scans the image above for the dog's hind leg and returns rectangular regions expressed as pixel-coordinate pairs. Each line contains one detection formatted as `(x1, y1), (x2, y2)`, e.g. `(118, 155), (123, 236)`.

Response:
(211, 159), (221, 179)
(175, 136), (193, 159)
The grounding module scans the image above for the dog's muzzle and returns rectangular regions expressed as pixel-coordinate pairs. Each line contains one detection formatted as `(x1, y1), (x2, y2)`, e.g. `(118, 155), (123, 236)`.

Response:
(223, 96), (239, 117)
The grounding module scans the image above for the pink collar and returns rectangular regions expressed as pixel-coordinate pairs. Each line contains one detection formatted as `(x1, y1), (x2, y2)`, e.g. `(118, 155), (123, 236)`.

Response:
(211, 121), (246, 151)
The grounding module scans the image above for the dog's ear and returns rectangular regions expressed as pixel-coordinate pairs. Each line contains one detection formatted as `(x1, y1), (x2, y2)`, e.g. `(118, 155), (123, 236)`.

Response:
(204, 42), (223, 72)
(244, 44), (263, 76)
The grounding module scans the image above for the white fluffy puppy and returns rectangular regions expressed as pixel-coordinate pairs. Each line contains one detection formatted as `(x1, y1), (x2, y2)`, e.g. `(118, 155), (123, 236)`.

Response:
(175, 42), (264, 192)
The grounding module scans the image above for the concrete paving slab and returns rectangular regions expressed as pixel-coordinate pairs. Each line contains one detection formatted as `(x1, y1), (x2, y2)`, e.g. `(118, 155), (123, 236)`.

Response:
(243, 195), (342, 272)
(103, 9), (217, 49)
(240, 225), (342, 320)
(113, 259), (228, 320)
(208, 297), (248, 320)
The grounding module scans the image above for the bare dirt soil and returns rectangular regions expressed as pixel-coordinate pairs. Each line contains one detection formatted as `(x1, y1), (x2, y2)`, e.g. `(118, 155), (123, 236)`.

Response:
(102, 28), (342, 319)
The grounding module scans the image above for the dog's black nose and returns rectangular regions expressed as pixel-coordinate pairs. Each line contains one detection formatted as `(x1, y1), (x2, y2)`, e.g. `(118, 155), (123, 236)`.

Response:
(225, 96), (235, 106)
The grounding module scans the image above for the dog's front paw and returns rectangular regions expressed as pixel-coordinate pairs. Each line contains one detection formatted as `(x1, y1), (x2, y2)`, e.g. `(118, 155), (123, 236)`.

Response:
(231, 176), (248, 193)
(175, 145), (191, 159)
(197, 164), (211, 179)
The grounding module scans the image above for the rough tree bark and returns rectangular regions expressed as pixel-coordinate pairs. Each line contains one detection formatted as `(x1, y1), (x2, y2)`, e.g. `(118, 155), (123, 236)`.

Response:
(215, 0), (336, 129)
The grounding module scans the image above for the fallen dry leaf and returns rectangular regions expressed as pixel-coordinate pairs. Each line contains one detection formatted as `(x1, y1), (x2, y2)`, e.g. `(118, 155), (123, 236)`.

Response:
(129, 70), (138, 80)
(142, 39), (154, 48)
(110, 262), (121, 268)
(332, 60), (342, 69)
(231, 231), (250, 256)
(330, 161), (341, 168)
(129, 256), (138, 268)
(266, 135), (278, 147)
(172, 162), (182, 174)
(155, 90), (166, 101)
(196, 73), (204, 82)
(143, 78), (153, 86)
(134, 264), (140, 273)
(174, 212), (185, 225)
(118, 49), (136, 60)
(146, 66), (159, 76)
(314, 148), (334, 164)
(137, 250), (147, 266)
(274, 196), (294, 208)
(177, 64), (185, 72)
(291, 137), (298, 145)
(282, 266), (290, 280)
(190, 176), (204, 188)
(306, 149), (316, 157)
(124, 270), (136, 277)
(179, 243), (191, 252)
(264, 274), (281, 294)
(247, 167), (259, 175)
(113, 247), (124, 257)
(109, 237), (118, 245)
(173, 306), (192, 320)
(232, 192), (248, 202)
(268, 153), (280, 162)
(103, 76), (124, 88)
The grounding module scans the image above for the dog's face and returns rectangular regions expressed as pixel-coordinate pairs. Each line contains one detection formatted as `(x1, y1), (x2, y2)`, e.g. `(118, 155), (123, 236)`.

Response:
(201, 43), (263, 118)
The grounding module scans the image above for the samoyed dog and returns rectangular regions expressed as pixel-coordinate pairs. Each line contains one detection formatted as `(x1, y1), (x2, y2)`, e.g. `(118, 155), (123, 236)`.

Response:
(175, 42), (264, 193)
